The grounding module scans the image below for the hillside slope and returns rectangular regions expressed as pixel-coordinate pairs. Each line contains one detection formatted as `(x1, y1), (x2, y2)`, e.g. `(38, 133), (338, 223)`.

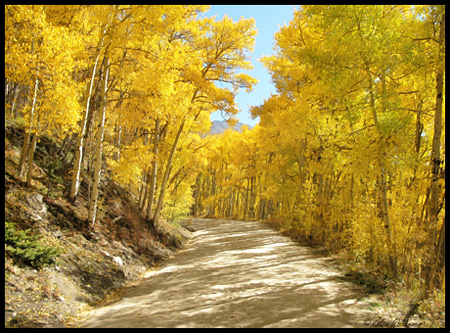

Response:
(4, 120), (191, 328)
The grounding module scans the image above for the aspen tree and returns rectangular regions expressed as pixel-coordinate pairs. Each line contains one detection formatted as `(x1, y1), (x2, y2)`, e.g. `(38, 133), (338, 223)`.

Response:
(70, 31), (106, 202)
(88, 57), (110, 226)
(18, 77), (39, 179)
(146, 118), (160, 221)
(151, 15), (257, 226)
(195, 6), (444, 294)
(6, 5), (83, 186)
(424, 9), (445, 291)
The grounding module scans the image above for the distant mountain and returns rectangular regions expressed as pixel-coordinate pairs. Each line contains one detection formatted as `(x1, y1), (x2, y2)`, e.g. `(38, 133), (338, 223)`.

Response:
(209, 120), (253, 135)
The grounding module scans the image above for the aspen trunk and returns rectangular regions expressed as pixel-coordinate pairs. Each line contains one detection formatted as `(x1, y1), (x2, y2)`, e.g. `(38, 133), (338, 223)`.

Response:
(25, 132), (38, 187)
(114, 119), (122, 161)
(211, 172), (217, 217)
(426, 12), (445, 249)
(229, 189), (234, 218)
(10, 84), (20, 118)
(70, 37), (104, 202)
(146, 118), (160, 221)
(139, 171), (148, 210)
(152, 118), (184, 226)
(192, 174), (201, 216)
(298, 138), (307, 185)
(151, 88), (199, 225)
(414, 101), (423, 155)
(138, 131), (149, 210)
(366, 65), (396, 274)
(244, 178), (250, 220)
(249, 176), (256, 219)
(18, 133), (30, 179)
(18, 77), (39, 179)
(235, 189), (240, 217)
(430, 218), (445, 290)
(424, 12), (445, 292)
(88, 57), (109, 227)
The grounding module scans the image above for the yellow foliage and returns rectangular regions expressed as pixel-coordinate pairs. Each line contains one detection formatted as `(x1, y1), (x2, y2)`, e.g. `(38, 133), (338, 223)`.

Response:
(194, 5), (445, 298)
(5, 5), (444, 301)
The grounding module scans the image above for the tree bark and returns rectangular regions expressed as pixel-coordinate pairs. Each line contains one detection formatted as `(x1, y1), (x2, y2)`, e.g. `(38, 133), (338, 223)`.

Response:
(366, 64), (397, 274)
(432, 218), (445, 289)
(146, 118), (160, 221)
(25, 132), (38, 187)
(88, 57), (109, 227)
(424, 11), (445, 291)
(426, 11), (445, 248)
(70, 34), (105, 202)
(244, 178), (250, 220)
(139, 171), (148, 210)
(18, 77), (39, 179)
(9, 83), (20, 118)
(414, 101), (423, 155)
(152, 87), (200, 225)
(152, 118), (185, 226)
(114, 117), (122, 161)
(192, 174), (201, 216)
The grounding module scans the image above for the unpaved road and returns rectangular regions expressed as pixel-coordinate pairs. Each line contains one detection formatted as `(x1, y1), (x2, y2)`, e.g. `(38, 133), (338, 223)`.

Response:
(79, 218), (377, 328)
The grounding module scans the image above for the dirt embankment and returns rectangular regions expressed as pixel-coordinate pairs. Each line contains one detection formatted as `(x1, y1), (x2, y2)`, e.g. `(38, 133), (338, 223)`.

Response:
(5, 123), (191, 328)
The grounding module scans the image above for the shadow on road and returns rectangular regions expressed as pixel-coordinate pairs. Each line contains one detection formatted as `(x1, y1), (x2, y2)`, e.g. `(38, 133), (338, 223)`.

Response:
(80, 218), (375, 328)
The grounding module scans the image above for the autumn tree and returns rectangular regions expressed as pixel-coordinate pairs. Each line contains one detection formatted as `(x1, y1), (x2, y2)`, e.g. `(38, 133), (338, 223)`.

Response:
(5, 5), (84, 186)
(195, 5), (445, 298)
(5, 5), (256, 229)
(257, 4), (446, 281)
(421, 6), (445, 293)
(149, 14), (258, 227)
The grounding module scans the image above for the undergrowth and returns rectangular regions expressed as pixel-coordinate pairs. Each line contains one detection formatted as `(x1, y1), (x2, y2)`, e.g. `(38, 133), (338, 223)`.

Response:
(5, 221), (63, 269)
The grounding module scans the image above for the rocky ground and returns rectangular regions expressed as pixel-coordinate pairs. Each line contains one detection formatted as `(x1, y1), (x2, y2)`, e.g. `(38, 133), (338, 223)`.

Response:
(5, 122), (191, 328)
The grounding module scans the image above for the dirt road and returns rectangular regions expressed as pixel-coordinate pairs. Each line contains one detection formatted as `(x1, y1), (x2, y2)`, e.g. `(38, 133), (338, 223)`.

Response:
(79, 218), (376, 328)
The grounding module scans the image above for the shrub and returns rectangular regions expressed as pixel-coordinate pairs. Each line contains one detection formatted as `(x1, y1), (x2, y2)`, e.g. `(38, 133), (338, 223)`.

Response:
(5, 222), (63, 269)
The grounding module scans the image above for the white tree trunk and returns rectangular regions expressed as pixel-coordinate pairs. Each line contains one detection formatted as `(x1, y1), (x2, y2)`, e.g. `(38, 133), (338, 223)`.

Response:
(70, 44), (104, 201)
(146, 117), (160, 221)
(152, 118), (185, 226)
(25, 131), (38, 187)
(88, 57), (109, 227)
(18, 77), (39, 179)
(424, 12), (445, 291)
(151, 90), (199, 226)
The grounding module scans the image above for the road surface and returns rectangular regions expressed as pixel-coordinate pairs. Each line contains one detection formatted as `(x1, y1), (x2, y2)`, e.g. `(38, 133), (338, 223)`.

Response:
(80, 218), (376, 328)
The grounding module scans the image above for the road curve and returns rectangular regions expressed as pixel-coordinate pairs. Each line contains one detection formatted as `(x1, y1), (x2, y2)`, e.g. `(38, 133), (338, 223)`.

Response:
(80, 218), (375, 328)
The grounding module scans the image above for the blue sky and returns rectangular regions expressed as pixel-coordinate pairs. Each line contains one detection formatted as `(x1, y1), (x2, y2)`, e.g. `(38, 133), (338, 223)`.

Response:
(202, 5), (296, 127)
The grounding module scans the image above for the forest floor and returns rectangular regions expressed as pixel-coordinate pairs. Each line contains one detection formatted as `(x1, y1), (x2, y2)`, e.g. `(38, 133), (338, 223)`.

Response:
(77, 218), (412, 328)
(5, 122), (191, 328)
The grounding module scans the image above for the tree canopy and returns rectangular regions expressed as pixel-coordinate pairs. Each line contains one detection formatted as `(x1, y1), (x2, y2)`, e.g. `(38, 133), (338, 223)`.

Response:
(5, 4), (444, 305)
